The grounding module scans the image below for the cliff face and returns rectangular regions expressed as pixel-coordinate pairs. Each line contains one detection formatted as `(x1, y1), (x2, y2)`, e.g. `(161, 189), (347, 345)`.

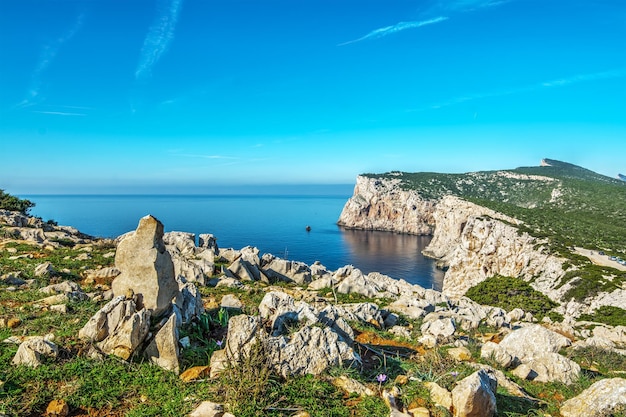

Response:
(337, 178), (566, 297)
(424, 196), (567, 300)
(337, 176), (436, 235)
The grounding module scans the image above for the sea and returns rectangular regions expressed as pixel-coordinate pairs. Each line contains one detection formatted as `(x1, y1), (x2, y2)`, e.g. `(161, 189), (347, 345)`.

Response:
(24, 193), (444, 290)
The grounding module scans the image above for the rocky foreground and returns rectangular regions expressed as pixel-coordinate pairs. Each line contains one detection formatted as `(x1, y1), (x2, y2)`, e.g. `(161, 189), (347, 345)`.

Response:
(1, 210), (625, 417)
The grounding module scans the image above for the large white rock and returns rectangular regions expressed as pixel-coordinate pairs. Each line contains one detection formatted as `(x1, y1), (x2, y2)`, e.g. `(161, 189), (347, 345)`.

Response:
(451, 369), (497, 417)
(498, 324), (571, 362)
(111, 215), (179, 316)
(560, 378), (626, 417)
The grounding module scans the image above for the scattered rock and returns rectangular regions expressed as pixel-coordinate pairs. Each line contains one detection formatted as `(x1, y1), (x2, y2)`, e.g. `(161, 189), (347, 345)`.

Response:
(78, 295), (151, 360)
(189, 401), (225, 417)
(480, 341), (514, 369)
(34, 261), (56, 277)
(45, 399), (69, 416)
(7, 317), (21, 329)
(560, 377), (626, 417)
(12, 336), (59, 367)
(448, 346), (472, 361)
(331, 375), (375, 397)
(451, 369), (497, 417)
(424, 381), (452, 410)
(144, 313), (180, 374)
(220, 294), (243, 310)
(180, 365), (210, 382)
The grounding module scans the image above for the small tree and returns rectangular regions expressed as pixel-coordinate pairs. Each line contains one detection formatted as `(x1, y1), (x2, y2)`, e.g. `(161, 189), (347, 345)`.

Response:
(0, 189), (35, 214)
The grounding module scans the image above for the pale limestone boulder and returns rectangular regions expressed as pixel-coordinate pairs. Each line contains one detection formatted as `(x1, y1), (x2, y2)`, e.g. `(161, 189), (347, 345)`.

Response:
(480, 341), (514, 369)
(78, 295), (151, 360)
(521, 352), (581, 384)
(389, 326), (412, 339)
(560, 378), (626, 417)
(144, 313), (179, 374)
(163, 231), (197, 256)
(111, 215), (179, 316)
(593, 325), (626, 347)
(498, 324), (571, 362)
(39, 281), (82, 295)
(220, 294), (243, 310)
(451, 369), (497, 417)
(214, 277), (245, 289)
(331, 375), (375, 397)
(198, 233), (218, 251)
(173, 277), (204, 325)
(213, 303), (359, 378)
(310, 261), (331, 278)
(12, 336), (58, 367)
(506, 308), (526, 322)
(420, 316), (456, 342)
(335, 267), (381, 298)
(266, 324), (358, 377)
(188, 401), (228, 417)
(34, 261), (55, 277)
(424, 381), (452, 410)
(448, 346), (472, 361)
(227, 257), (265, 282)
(387, 296), (434, 320)
(259, 291), (354, 343)
(261, 253), (312, 284)
(83, 267), (121, 283)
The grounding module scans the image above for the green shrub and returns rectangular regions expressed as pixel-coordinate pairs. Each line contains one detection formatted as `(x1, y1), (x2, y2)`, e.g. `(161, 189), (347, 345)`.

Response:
(0, 189), (35, 214)
(465, 275), (558, 320)
(579, 306), (626, 327)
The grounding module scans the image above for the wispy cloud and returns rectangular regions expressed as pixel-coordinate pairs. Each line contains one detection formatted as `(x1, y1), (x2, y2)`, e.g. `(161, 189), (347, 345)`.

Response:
(177, 153), (240, 160)
(32, 110), (87, 116)
(339, 17), (448, 46)
(135, 0), (184, 81)
(17, 14), (84, 108)
(412, 68), (626, 112)
(340, 0), (514, 46)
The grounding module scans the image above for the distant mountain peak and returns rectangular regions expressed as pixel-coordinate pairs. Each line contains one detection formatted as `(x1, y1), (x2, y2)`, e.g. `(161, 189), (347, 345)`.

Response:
(618, 174), (626, 182)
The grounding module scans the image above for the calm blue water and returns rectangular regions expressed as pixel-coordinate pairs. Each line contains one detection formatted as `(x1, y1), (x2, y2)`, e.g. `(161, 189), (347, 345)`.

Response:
(24, 194), (444, 290)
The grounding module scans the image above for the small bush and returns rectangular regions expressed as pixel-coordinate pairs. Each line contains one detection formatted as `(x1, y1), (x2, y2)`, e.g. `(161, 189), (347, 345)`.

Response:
(579, 306), (626, 327)
(465, 275), (558, 320)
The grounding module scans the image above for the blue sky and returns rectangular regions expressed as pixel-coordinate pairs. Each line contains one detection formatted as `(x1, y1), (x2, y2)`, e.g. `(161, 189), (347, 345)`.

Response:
(1, 0), (625, 194)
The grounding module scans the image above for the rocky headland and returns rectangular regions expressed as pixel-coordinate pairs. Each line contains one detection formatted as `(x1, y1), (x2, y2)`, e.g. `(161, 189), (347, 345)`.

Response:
(337, 161), (626, 323)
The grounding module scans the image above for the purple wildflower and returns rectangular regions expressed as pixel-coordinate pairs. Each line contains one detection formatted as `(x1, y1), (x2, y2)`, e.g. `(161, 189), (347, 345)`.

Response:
(376, 373), (387, 383)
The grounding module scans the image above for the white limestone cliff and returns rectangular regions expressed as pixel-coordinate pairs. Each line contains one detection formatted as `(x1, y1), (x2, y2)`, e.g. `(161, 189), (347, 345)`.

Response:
(424, 196), (567, 300)
(337, 175), (436, 235)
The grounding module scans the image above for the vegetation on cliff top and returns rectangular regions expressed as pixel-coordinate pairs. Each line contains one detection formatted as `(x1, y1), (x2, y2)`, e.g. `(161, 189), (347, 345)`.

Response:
(365, 159), (626, 301)
(0, 190), (34, 214)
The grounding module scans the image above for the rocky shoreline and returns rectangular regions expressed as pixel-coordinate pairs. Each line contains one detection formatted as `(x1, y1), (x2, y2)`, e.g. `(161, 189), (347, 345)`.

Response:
(1, 209), (626, 416)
